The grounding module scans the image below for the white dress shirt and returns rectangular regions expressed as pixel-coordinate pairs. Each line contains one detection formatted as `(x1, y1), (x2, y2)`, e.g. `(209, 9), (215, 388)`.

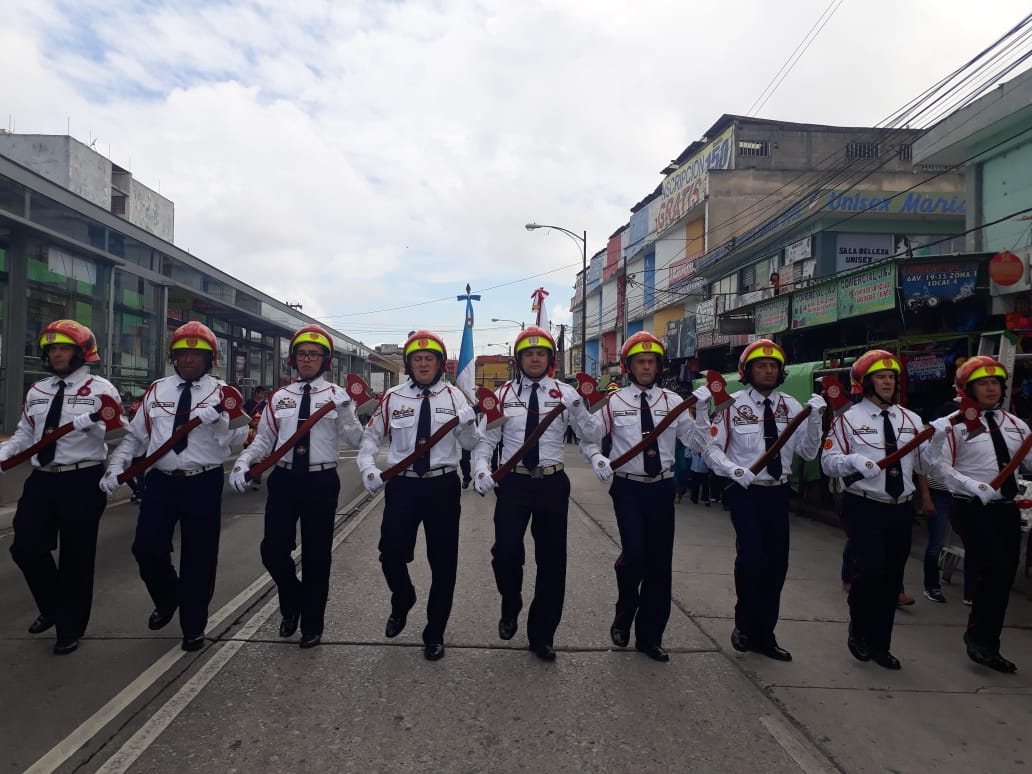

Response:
(578, 383), (693, 476)
(238, 377), (363, 468)
(472, 376), (601, 472)
(821, 398), (929, 499)
(108, 374), (247, 472)
(358, 379), (477, 474)
(704, 388), (821, 483)
(930, 408), (1031, 501)
(0, 367), (123, 467)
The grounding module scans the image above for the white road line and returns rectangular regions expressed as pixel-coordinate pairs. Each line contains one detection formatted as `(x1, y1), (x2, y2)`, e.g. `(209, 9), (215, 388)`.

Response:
(24, 490), (381, 774)
(759, 715), (836, 774)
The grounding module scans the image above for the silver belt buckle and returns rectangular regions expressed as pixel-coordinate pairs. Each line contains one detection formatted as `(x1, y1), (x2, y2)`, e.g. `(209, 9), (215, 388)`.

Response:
(530, 466), (544, 479)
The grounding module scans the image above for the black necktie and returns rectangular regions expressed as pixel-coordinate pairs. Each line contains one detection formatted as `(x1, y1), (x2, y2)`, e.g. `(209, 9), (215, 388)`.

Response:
(36, 380), (66, 466)
(763, 398), (783, 480)
(640, 391), (662, 477)
(522, 383), (540, 469)
(171, 380), (194, 454)
(414, 388), (432, 475)
(292, 384), (311, 476)
(881, 410), (904, 498)
(985, 411), (1019, 499)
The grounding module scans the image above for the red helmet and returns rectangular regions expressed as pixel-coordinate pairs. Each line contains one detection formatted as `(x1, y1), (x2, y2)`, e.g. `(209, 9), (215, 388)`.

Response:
(39, 319), (100, 364)
(513, 325), (556, 356)
(620, 331), (665, 372)
(849, 349), (900, 394)
(404, 330), (447, 361)
(288, 324), (334, 368)
(738, 338), (785, 381)
(169, 321), (219, 365)
(955, 355), (1007, 393)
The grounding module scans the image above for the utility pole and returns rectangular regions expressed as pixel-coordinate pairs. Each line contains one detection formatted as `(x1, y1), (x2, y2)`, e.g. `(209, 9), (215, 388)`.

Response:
(556, 323), (566, 379)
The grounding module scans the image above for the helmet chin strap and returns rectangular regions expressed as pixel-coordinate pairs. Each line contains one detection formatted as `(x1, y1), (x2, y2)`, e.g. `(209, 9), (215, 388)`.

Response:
(630, 376), (656, 389)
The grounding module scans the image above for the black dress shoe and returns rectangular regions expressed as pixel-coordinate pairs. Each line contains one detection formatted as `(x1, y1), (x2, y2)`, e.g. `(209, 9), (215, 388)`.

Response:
(498, 617), (518, 641)
(531, 643), (556, 661)
(385, 611), (408, 639)
(53, 638), (79, 655)
(182, 635), (205, 652)
(847, 635), (871, 663)
(279, 609), (300, 638)
(730, 627), (750, 653)
(636, 643), (670, 662)
(872, 651), (901, 670)
(299, 633), (322, 649)
(753, 642), (792, 662)
(984, 653), (1018, 674)
(610, 622), (630, 648)
(149, 606), (178, 631)
(461, 477), (472, 489)
(28, 614), (54, 635)
(424, 642), (445, 661)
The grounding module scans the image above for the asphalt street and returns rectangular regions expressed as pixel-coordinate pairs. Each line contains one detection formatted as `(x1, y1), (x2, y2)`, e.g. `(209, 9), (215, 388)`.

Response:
(1, 450), (1030, 773)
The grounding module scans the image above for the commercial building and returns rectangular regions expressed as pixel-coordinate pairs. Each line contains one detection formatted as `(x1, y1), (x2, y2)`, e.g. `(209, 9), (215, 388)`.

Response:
(0, 133), (394, 434)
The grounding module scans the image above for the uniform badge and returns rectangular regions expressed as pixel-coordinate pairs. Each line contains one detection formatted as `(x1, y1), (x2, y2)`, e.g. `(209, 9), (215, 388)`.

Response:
(549, 388), (562, 399)
(709, 426), (718, 437)
(823, 439), (833, 449)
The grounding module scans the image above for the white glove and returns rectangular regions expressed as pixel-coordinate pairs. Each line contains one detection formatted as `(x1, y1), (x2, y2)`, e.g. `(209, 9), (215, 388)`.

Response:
(362, 468), (384, 495)
(197, 405), (221, 424)
(847, 454), (880, 479)
(456, 403), (477, 425)
(99, 469), (123, 494)
(731, 467), (755, 488)
(229, 464), (250, 493)
(806, 393), (827, 419)
(930, 417), (951, 434)
(473, 468), (496, 495)
(330, 390), (352, 408)
(591, 453), (614, 482)
(691, 385), (712, 403)
(963, 478), (994, 506)
(73, 412), (95, 431)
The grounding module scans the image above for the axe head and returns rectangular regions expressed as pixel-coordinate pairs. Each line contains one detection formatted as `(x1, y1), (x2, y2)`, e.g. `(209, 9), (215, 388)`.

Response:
(956, 396), (984, 437)
(97, 394), (129, 440)
(346, 374), (378, 411)
(705, 371), (733, 414)
(477, 386), (506, 429)
(574, 372), (609, 413)
(219, 385), (251, 429)
(818, 375), (851, 417)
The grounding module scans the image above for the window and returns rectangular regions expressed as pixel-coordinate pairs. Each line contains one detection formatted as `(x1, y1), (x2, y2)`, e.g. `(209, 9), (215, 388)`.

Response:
(738, 140), (769, 157)
(846, 142), (880, 160)
(898, 144), (912, 161)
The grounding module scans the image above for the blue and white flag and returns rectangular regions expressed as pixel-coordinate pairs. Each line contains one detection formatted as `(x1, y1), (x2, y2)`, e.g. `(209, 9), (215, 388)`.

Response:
(456, 284), (480, 402)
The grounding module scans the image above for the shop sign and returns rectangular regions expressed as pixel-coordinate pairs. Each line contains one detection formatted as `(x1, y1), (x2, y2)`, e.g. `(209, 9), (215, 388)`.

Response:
(755, 296), (790, 336)
(669, 251), (704, 291)
(695, 297), (719, 334)
(838, 263), (896, 319)
(817, 190), (966, 216)
(655, 127), (734, 232)
(900, 260), (978, 309)
(784, 236), (811, 265)
(988, 249), (1030, 295)
(791, 282), (837, 329)
(836, 233), (894, 273)
(906, 353), (947, 382)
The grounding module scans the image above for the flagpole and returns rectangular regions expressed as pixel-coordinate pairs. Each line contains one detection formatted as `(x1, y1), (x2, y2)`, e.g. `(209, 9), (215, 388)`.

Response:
(455, 283), (480, 404)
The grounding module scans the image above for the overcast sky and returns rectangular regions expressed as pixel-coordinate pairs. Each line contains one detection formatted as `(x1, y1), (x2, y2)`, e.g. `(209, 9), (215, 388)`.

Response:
(3, 0), (1030, 355)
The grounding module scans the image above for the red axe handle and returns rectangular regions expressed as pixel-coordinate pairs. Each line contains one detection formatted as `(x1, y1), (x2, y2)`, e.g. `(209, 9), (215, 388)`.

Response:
(380, 418), (460, 481)
(1, 394), (125, 472)
(244, 400), (337, 481)
(491, 404), (567, 483)
(989, 433), (1032, 492)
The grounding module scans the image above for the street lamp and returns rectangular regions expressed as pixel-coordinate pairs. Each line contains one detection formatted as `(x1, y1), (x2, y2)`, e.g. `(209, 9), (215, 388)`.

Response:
(491, 317), (525, 330)
(525, 222), (587, 373)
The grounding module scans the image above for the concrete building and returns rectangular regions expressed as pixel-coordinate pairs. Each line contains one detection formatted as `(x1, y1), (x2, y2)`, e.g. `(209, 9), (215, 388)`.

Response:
(0, 133), (384, 433)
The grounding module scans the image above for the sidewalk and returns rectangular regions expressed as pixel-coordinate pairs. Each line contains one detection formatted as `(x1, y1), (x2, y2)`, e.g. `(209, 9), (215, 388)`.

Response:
(92, 453), (1031, 773)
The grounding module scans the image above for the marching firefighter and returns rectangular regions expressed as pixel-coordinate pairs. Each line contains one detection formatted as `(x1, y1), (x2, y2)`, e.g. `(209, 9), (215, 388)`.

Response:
(357, 330), (478, 661)
(0, 320), (123, 655)
(101, 321), (247, 652)
(230, 325), (363, 649)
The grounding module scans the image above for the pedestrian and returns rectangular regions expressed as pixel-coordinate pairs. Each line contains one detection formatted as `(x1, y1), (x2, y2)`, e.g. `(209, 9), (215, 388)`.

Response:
(673, 438), (690, 504)
(244, 386), (270, 491)
(243, 385), (268, 416)
(357, 330), (478, 661)
(821, 349), (933, 670)
(0, 320), (123, 655)
(704, 339), (825, 662)
(229, 326), (362, 649)
(459, 448), (473, 489)
(929, 356), (1030, 673)
(472, 325), (599, 661)
(687, 445), (712, 506)
(580, 332), (710, 662)
(100, 321), (247, 652)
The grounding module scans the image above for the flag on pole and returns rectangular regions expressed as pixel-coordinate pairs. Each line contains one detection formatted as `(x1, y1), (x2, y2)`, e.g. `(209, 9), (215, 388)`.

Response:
(531, 287), (550, 331)
(456, 284), (480, 403)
